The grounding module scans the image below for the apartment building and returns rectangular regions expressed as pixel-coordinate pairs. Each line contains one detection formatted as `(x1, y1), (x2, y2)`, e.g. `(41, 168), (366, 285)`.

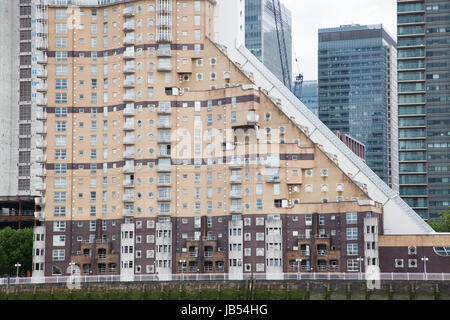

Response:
(0, 0), (40, 230)
(397, 0), (450, 220)
(30, 0), (449, 280)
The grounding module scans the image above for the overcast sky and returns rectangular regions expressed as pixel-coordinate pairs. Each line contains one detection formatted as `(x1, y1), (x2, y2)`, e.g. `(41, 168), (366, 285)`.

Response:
(282, 0), (397, 81)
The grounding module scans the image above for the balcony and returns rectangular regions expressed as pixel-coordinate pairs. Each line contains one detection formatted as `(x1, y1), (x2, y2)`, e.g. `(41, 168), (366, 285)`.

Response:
(36, 126), (47, 135)
(36, 140), (47, 149)
(229, 175), (242, 184)
(317, 265), (327, 272)
(36, 97), (47, 106)
(157, 63), (172, 72)
(122, 21), (135, 31)
(123, 166), (135, 173)
(229, 160), (243, 169)
(157, 46), (172, 57)
(157, 165), (172, 172)
(229, 191), (242, 199)
(157, 194), (171, 201)
(123, 136), (135, 145)
(123, 6), (135, 17)
(123, 180), (134, 188)
(317, 250), (327, 256)
(123, 65), (135, 74)
(37, 55), (48, 64)
(123, 107), (135, 116)
(230, 206), (242, 214)
(123, 209), (134, 217)
(36, 111), (47, 120)
(123, 122), (135, 131)
(157, 106), (172, 114)
(36, 155), (46, 163)
(157, 122), (172, 129)
(266, 175), (281, 183)
(158, 136), (172, 143)
(300, 250), (310, 257)
(247, 114), (259, 125)
(36, 168), (47, 177)
(158, 151), (171, 158)
(123, 150), (135, 159)
(123, 194), (134, 202)
(157, 210), (171, 216)
(36, 83), (47, 92)
(204, 252), (213, 258)
(189, 251), (199, 258)
(35, 183), (46, 191)
(123, 79), (135, 88)
(36, 69), (47, 78)
(157, 180), (171, 187)
(123, 36), (135, 46)
(36, 42), (48, 51)
(123, 50), (135, 59)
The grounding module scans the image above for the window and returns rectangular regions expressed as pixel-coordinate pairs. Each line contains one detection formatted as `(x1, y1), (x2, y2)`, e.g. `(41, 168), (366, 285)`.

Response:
(346, 228), (358, 240)
(55, 37), (67, 48)
(346, 212), (357, 224)
(347, 243), (358, 256)
(56, 65), (67, 76)
(52, 249), (65, 261)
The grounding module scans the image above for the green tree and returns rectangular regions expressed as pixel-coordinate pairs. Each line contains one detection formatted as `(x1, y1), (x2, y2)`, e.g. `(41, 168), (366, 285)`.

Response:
(0, 227), (34, 276)
(428, 210), (450, 232)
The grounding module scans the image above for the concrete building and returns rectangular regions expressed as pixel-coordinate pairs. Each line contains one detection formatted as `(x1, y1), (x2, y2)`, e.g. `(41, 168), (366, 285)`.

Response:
(397, 0), (450, 221)
(29, 0), (449, 281)
(245, 0), (292, 86)
(0, 0), (40, 230)
(318, 24), (399, 193)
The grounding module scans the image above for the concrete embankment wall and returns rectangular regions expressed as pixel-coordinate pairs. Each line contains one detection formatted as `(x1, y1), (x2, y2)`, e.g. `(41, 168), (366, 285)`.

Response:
(1, 280), (449, 300)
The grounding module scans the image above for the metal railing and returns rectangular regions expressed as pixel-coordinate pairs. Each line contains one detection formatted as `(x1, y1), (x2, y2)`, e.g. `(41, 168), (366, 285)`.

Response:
(3, 272), (450, 285)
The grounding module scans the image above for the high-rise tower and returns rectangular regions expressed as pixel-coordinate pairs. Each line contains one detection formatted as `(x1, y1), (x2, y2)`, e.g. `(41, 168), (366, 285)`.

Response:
(318, 24), (399, 193)
(397, 0), (450, 220)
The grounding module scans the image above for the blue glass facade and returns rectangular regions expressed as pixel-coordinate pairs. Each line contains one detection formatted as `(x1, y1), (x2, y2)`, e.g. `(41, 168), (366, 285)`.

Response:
(245, 0), (292, 84)
(296, 80), (318, 116)
(318, 25), (398, 192)
(397, 0), (450, 220)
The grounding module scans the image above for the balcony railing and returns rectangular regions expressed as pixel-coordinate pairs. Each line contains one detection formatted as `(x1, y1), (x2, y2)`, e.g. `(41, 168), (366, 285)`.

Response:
(122, 21), (135, 31)
(266, 175), (281, 183)
(317, 250), (327, 256)
(123, 136), (135, 145)
(247, 114), (259, 124)
(37, 83), (47, 92)
(157, 195), (171, 201)
(317, 265), (327, 272)
(204, 252), (213, 258)
(123, 50), (135, 59)
(123, 65), (135, 73)
(123, 194), (134, 202)
(36, 126), (47, 135)
(230, 206), (242, 214)
(122, 209), (134, 217)
(123, 166), (135, 173)
(37, 55), (48, 64)
(229, 191), (242, 199)
(158, 136), (172, 143)
(122, 180), (134, 188)
(123, 150), (135, 159)
(229, 160), (243, 169)
(157, 47), (171, 57)
(123, 7), (135, 17)
(36, 69), (47, 78)
(300, 250), (310, 256)
(123, 122), (135, 130)
(123, 94), (135, 102)
(157, 106), (172, 114)
(229, 176), (242, 184)
(36, 111), (47, 120)
(157, 122), (172, 129)
(123, 79), (135, 88)
(189, 252), (198, 258)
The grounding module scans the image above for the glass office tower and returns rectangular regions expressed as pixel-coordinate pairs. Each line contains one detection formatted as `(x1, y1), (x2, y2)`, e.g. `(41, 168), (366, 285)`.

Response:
(318, 24), (399, 192)
(297, 80), (318, 116)
(245, 0), (292, 85)
(397, 1), (450, 220)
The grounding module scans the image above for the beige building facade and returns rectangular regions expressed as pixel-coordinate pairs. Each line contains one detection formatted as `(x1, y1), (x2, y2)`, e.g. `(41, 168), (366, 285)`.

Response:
(31, 0), (449, 280)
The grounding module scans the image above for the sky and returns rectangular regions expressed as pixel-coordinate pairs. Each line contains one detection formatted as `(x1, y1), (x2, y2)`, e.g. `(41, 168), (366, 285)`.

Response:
(282, 0), (397, 81)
